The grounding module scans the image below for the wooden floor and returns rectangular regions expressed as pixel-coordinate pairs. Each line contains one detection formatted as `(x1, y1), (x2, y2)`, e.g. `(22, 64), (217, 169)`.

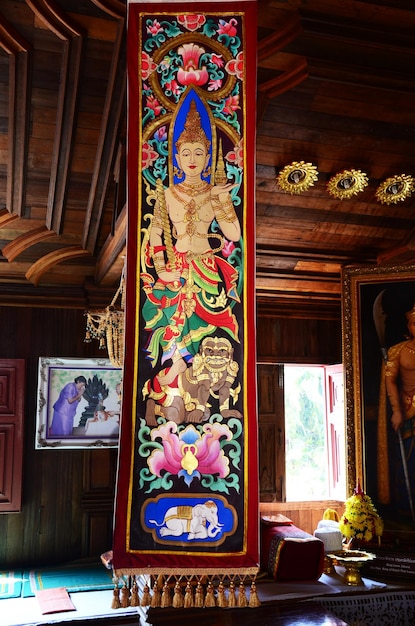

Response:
(146, 601), (347, 625)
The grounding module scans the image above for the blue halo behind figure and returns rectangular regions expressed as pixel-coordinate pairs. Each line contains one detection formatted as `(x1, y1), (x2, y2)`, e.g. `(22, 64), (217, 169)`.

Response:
(171, 88), (213, 185)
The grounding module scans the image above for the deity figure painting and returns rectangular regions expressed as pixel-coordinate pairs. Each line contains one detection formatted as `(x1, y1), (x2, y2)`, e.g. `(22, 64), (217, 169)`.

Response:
(112, 8), (260, 566)
(140, 89), (243, 423)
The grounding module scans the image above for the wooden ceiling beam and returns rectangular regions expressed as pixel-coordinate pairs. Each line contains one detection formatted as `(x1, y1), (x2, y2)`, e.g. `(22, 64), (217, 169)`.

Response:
(376, 219), (415, 263)
(25, 246), (91, 286)
(90, 0), (126, 20)
(0, 14), (31, 217)
(26, 0), (84, 234)
(256, 294), (341, 321)
(257, 57), (309, 100)
(257, 11), (303, 62)
(82, 19), (126, 253)
(2, 226), (56, 262)
(94, 204), (126, 285)
(0, 212), (19, 228)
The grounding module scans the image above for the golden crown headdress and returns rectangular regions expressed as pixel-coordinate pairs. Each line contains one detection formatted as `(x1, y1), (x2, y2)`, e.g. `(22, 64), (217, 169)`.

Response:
(175, 100), (211, 153)
(405, 304), (415, 322)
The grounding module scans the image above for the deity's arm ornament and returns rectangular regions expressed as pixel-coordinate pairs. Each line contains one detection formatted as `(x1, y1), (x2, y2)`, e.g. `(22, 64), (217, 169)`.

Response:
(211, 141), (241, 242)
(156, 178), (176, 269)
(147, 179), (178, 280)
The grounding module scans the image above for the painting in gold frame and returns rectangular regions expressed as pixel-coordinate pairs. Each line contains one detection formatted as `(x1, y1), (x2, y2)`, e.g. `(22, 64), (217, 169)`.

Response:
(342, 263), (415, 532)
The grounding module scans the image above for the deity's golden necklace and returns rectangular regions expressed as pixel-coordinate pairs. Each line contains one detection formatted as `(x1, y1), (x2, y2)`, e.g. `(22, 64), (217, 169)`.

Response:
(404, 342), (415, 356)
(176, 180), (211, 197)
(170, 185), (211, 239)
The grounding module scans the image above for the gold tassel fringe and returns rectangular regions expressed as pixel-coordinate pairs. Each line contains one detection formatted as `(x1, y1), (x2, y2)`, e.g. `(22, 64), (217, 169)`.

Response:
(110, 574), (261, 611)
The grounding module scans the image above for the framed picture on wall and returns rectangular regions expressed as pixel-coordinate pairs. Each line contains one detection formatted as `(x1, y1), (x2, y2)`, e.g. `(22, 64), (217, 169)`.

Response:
(35, 357), (123, 449)
(342, 263), (415, 532)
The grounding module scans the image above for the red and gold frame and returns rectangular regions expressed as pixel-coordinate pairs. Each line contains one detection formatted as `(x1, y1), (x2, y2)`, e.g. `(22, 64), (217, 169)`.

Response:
(113, 0), (258, 578)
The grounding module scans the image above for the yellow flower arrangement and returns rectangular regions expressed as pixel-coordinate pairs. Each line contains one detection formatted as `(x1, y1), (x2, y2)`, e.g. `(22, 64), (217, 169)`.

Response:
(339, 483), (384, 543)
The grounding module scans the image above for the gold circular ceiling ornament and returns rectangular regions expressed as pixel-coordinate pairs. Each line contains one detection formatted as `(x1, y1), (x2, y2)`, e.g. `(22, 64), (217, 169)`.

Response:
(375, 174), (415, 205)
(276, 161), (319, 194)
(327, 169), (369, 200)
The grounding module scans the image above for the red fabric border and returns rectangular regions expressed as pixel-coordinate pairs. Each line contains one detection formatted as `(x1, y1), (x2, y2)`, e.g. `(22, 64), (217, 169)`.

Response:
(113, 0), (258, 576)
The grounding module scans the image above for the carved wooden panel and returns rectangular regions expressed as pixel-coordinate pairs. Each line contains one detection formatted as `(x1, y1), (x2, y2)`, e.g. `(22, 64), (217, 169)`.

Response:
(258, 364), (285, 502)
(0, 360), (25, 512)
(81, 449), (118, 556)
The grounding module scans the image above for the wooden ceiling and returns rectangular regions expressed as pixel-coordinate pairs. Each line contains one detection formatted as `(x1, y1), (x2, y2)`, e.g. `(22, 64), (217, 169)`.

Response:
(1, 0), (415, 314)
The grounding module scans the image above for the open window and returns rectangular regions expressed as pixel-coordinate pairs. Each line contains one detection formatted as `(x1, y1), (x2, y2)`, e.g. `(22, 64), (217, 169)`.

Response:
(258, 363), (346, 503)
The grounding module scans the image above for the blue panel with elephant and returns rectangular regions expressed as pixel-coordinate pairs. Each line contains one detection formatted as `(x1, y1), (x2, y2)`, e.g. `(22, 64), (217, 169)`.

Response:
(144, 495), (236, 544)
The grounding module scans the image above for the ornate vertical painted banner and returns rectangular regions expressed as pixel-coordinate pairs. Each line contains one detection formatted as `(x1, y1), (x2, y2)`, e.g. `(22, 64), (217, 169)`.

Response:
(113, 0), (258, 578)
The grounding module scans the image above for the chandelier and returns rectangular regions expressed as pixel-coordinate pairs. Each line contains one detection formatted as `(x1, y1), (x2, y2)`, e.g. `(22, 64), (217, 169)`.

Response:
(85, 267), (125, 368)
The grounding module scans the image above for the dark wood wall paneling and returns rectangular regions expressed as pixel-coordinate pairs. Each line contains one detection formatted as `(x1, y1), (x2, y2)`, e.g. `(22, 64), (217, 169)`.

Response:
(0, 305), (342, 567)
(0, 306), (117, 568)
(257, 315), (342, 364)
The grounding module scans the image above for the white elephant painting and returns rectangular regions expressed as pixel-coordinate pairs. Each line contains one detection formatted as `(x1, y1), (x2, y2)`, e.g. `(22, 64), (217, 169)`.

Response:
(149, 500), (223, 540)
